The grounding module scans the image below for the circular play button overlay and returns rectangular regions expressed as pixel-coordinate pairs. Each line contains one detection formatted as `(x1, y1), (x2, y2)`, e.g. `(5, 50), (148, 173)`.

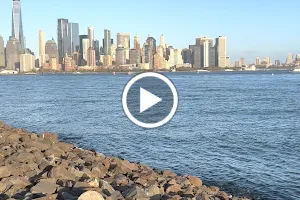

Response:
(122, 72), (178, 128)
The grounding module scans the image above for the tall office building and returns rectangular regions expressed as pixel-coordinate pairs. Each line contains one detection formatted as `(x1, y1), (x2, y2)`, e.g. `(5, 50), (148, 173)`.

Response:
(265, 57), (271, 67)
(88, 26), (94, 48)
(203, 41), (210, 68)
(215, 36), (227, 67)
(134, 35), (140, 51)
(5, 37), (20, 70)
(193, 46), (201, 68)
(20, 53), (35, 72)
(0, 36), (5, 68)
(39, 30), (45, 67)
(57, 18), (69, 63)
(115, 47), (126, 65)
(256, 57), (261, 66)
(160, 34), (165, 47)
(68, 22), (79, 53)
(129, 49), (140, 64)
(12, 0), (25, 51)
(226, 57), (230, 67)
(209, 46), (216, 67)
(117, 33), (130, 48)
(79, 35), (88, 65)
(286, 53), (293, 64)
(45, 39), (58, 60)
(82, 39), (89, 63)
(181, 49), (192, 64)
(87, 47), (96, 67)
(94, 40), (100, 61)
(240, 58), (246, 66)
(104, 29), (111, 56)
(146, 36), (156, 68)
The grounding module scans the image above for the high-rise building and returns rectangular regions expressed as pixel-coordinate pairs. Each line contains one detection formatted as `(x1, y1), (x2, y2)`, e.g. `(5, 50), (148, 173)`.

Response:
(67, 22), (79, 54)
(79, 35), (88, 65)
(5, 37), (20, 70)
(0, 36), (5, 68)
(203, 41), (210, 68)
(117, 33), (130, 48)
(104, 29), (111, 56)
(82, 39), (89, 63)
(160, 34), (165, 48)
(235, 61), (240, 67)
(146, 36), (156, 68)
(87, 47), (96, 67)
(274, 60), (281, 66)
(12, 0), (25, 51)
(45, 39), (58, 61)
(115, 47), (126, 65)
(129, 49), (140, 65)
(215, 36), (227, 67)
(256, 57), (261, 66)
(209, 46), (216, 67)
(20, 53), (35, 72)
(57, 18), (69, 63)
(181, 49), (192, 64)
(196, 37), (213, 47)
(265, 57), (271, 67)
(110, 44), (116, 61)
(286, 53), (293, 64)
(94, 40), (100, 61)
(88, 26), (94, 48)
(103, 55), (112, 66)
(193, 46), (201, 68)
(39, 30), (45, 67)
(174, 49), (183, 66)
(134, 35), (140, 51)
(240, 58), (246, 66)
(226, 57), (230, 67)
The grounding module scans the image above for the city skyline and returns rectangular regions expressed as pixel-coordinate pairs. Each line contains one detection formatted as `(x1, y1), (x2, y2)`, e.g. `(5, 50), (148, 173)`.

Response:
(0, 0), (299, 63)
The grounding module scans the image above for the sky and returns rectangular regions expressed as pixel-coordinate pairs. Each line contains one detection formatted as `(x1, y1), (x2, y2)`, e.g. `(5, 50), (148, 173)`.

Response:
(0, 0), (299, 63)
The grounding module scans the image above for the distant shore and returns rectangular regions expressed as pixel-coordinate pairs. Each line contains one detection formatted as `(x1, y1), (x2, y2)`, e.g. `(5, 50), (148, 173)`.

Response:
(0, 121), (250, 200)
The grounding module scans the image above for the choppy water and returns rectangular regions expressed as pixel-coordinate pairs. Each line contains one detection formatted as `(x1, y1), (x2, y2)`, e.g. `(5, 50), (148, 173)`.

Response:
(0, 71), (299, 200)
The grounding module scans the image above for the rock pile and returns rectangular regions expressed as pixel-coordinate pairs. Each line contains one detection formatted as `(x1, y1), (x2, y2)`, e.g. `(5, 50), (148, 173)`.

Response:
(0, 121), (250, 200)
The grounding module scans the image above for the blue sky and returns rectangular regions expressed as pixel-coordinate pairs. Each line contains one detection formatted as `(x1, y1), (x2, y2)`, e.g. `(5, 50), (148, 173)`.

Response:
(0, 0), (299, 63)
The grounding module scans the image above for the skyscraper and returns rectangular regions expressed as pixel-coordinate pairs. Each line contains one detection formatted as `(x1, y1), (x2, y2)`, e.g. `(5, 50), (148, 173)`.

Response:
(82, 39), (89, 63)
(146, 36), (156, 68)
(39, 30), (45, 67)
(68, 23), (79, 53)
(181, 49), (192, 64)
(57, 18), (69, 63)
(104, 29), (111, 56)
(209, 46), (216, 67)
(117, 33), (130, 48)
(45, 39), (58, 60)
(79, 35), (88, 65)
(0, 36), (5, 68)
(88, 26), (94, 48)
(203, 41), (210, 68)
(240, 58), (246, 66)
(255, 57), (261, 66)
(20, 53), (35, 72)
(115, 47), (126, 65)
(5, 37), (20, 70)
(94, 40), (100, 61)
(12, 0), (25, 51)
(286, 53), (293, 64)
(87, 47), (96, 67)
(215, 36), (227, 67)
(134, 35), (140, 51)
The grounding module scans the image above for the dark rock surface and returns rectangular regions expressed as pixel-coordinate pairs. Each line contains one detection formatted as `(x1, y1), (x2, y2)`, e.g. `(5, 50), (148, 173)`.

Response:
(0, 121), (251, 200)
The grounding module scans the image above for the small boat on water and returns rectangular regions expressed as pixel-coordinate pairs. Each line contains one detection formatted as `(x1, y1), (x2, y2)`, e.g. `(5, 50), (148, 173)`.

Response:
(24, 72), (37, 75)
(224, 69), (234, 72)
(112, 72), (116, 75)
(128, 72), (133, 75)
(73, 71), (81, 74)
(292, 67), (300, 72)
(197, 69), (209, 73)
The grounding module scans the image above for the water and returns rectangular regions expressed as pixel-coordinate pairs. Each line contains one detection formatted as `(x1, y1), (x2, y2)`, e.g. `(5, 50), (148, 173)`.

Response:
(0, 71), (300, 200)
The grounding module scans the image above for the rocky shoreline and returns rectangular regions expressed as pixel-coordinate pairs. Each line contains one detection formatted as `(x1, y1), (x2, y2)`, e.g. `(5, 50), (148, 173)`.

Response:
(0, 121), (250, 200)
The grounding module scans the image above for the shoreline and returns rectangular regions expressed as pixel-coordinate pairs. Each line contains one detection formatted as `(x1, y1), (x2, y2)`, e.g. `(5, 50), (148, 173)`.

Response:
(0, 121), (251, 200)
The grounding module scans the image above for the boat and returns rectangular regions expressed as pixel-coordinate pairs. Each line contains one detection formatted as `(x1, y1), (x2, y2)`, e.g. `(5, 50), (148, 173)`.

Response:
(112, 72), (116, 75)
(292, 67), (300, 72)
(196, 69), (209, 73)
(224, 69), (234, 72)
(24, 72), (37, 75)
(128, 72), (133, 75)
(73, 71), (81, 74)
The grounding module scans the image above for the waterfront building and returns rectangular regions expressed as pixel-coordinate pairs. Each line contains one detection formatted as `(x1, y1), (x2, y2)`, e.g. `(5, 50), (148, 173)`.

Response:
(88, 26), (94, 48)
(129, 49), (140, 64)
(45, 39), (58, 61)
(209, 46), (216, 67)
(5, 37), (20, 70)
(146, 36), (156, 68)
(64, 55), (76, 71)
(117, 33), (130, 48)
(181, 48), (192, 64)
(67, 22), (79, 54)
(203, 41), (210, 68)
(50, 57), (59, 71)
(104, 29), (111, 56)
(79, 35), (88, 65)
(265, 57), (271, 67)
(94, 40), (100, 61)
(57, 18), (69, 63)
(134, 35), (140, 51)
(82, 39), (89, 63)
(240, 58), (246, 66)
(20, 53), (35, 72)
(115, 47), (126, 65)
(286, 53), (293, 64)
(0, 36), (5, 68)
(87, 47), (96, 67)
(226, 57), (230, 67)
(235, 60), (240, 67)
(12, 0), (25, 51)
(256, 57), (261, 66)
(215, 36), (227, 67)
(192, 45), (201, 68)
(275, 60), (281, 66)
(103, 55), (112, 66)
(39, 30), (45, 67)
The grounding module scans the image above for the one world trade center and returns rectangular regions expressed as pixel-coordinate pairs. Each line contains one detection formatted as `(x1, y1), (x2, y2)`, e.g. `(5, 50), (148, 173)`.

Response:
(12, 0), (25, 51)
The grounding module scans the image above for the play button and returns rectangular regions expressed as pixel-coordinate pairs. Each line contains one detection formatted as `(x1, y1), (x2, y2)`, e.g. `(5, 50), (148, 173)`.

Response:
(122, 72), (178, 128)
(140, 88), (162, 113)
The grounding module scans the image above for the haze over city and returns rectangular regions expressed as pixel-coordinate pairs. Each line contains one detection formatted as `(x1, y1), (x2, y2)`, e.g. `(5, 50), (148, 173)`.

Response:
(0, 0), (299, 63)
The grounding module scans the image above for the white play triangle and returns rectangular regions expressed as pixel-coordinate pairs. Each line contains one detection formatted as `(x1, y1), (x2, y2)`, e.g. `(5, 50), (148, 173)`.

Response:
(140, 87), (162, 113)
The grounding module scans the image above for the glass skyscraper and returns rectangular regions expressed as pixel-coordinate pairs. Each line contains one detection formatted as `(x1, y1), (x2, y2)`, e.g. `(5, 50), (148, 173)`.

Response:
(104, 29), (111, 56)
(11, 0), (25, 51)
(57, 18), (69, 63)
(67, 22), (79, 54)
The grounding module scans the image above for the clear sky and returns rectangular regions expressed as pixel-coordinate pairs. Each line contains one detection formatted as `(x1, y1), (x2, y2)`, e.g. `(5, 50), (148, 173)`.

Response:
(0, 0), (299, 63)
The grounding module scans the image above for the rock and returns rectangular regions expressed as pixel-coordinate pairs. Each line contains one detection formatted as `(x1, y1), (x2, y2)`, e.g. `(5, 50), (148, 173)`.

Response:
(48, 165), (76, 181)
(41, 132), (58, 143)
(23, 140), (51, 151)
(44, 147), (65, 157)
(78, 191), (105, 200)
(208, 186), (219, 195)
(3, 176), (31, 190)
(0, 121), (4, 128)
(0, 166), (11, 178)
(106, 191), (125, 200)
(187, 175), (202, 187)
(61, 192), (78, 200)
(122, 185), (148, 200)
(16, 152), (35, 163)
(54, 142), (74, 152)
(91, 166), (107, 178)
(0, 182), (7, 193)
(162, 169), (177, 177)
(112, 174), (129, 186)
(100, 180), (115, 196)
(34, 194), (58, 200)
(6, 134), (21, 143)
(165, 183), (182, 195)
(31, 181), (58, 194)
(216, 191), (229, 200)
(145, 183), (161, 197)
